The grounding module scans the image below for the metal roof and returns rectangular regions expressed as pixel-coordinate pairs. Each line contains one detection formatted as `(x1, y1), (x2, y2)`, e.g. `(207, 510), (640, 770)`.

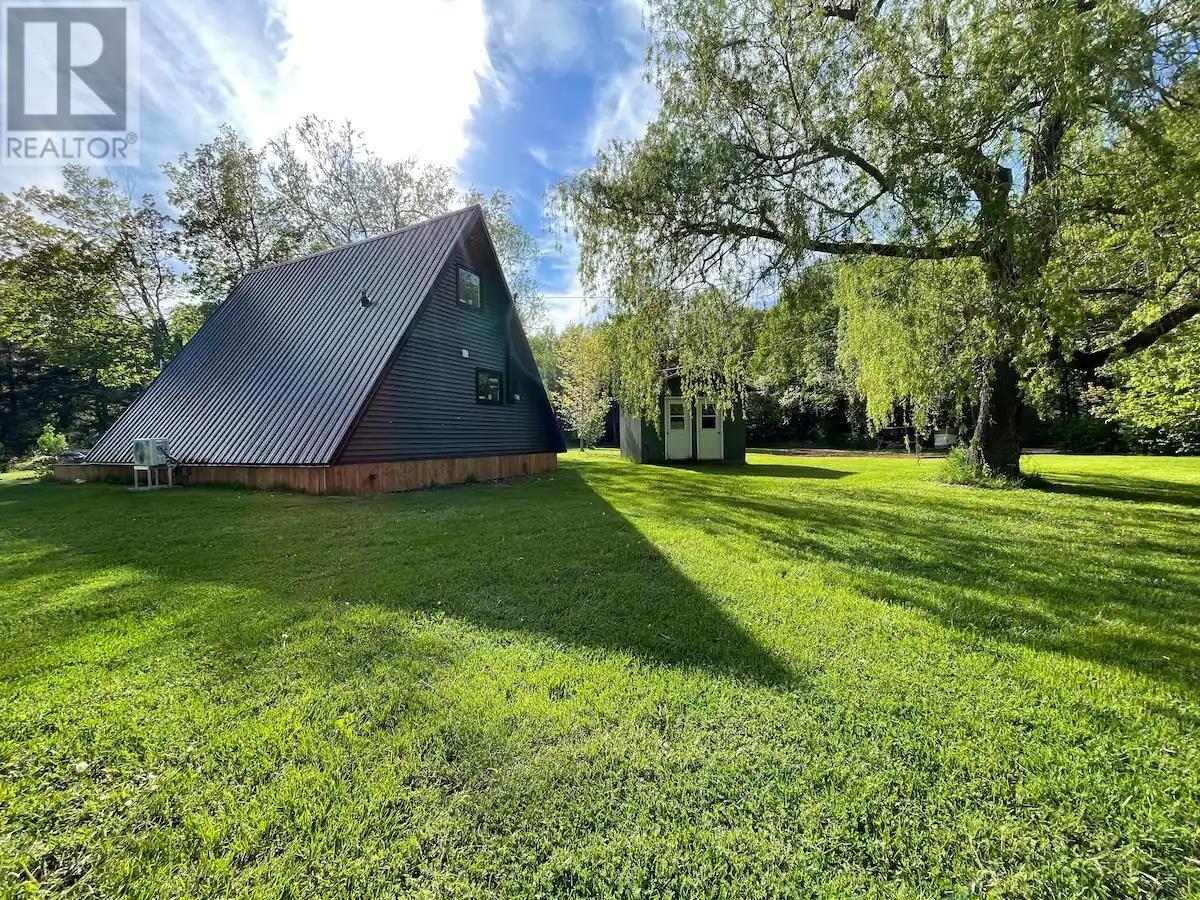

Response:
(87, 206), (482, 466)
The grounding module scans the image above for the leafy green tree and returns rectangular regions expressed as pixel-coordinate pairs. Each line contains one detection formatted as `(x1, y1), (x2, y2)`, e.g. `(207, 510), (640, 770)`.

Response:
(563, 0), (1199, 476)
(0, 193), (152, 454)
(553, 324), (614, 449)
(752, 265), (863, 439)
(165, 125), (301, 305)
(19, 166), (182, 368)
(835, 257), (993, 432)
(1048, 88), (1200, 377)
(1031, 86), (1200, 449)
(35, 422), (67, 456)
(1091, 322), (1200, 453)
(601, 287), (755, 428)
(528, 324), (562, 396)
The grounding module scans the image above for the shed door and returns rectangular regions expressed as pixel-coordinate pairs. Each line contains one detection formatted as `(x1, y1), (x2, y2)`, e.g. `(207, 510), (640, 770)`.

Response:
(697, 400), (724, 460)
(664, 396), (692, 460)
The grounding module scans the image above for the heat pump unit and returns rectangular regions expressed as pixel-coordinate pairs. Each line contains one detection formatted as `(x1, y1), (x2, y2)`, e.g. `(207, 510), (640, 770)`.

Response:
(132, 438), (170, 467)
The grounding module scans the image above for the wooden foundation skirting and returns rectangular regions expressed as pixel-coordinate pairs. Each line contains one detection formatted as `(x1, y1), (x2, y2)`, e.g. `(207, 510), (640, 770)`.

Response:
(54, 452), (558, 495)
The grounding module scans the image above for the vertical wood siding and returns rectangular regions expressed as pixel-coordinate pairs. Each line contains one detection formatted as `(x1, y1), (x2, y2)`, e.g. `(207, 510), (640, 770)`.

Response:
(54, 453), (558, 495)
(339, 220), (558, 463)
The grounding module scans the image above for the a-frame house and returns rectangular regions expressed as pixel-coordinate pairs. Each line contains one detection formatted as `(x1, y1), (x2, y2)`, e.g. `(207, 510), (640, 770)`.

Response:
(63, 206), (564, 494)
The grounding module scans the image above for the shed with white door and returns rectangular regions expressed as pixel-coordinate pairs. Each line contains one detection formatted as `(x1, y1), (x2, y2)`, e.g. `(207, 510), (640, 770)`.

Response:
(618, 377), (746, 464)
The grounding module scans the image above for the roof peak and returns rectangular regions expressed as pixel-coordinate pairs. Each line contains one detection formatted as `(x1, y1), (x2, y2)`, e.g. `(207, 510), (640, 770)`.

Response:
(248, 204), (481, 276)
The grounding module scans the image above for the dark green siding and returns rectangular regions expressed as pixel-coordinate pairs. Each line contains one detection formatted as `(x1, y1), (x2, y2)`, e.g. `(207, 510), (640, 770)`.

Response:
(619, 412), (665, 463)
(722, 409), (746, 461)
(339, 221), (560, 462)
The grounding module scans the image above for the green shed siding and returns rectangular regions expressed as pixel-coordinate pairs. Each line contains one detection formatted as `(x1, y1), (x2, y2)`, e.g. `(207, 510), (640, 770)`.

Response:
(721, 409), (746, 461)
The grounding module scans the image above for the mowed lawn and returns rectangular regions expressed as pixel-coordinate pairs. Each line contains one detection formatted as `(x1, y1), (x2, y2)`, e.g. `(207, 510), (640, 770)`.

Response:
(1, 453), (1198, 898)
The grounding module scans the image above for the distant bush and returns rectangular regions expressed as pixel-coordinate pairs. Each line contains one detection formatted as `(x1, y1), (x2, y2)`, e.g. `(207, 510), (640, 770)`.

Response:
(938, 447), (1022, 489)
(1118, 424), (1200, 456)
(35, 424), (68, 457)
(744, 387), (869, 448)
(18, 424), (69, 477)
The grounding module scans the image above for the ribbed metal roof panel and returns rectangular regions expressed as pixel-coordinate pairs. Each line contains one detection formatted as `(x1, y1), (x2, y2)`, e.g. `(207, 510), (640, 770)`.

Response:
(86, 206), (477, 465)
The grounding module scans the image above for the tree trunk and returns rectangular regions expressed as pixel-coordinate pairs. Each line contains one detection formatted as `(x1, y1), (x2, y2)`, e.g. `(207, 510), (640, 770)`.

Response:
(1, 339), (19, 451)
(90, 372), (108, 436)
(971, 192), (1023, 479)
(966, 356), (1022, 477)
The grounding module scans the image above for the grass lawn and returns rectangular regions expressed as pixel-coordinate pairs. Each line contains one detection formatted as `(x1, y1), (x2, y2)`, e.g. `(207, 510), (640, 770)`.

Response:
(1, 452), (1198, 898)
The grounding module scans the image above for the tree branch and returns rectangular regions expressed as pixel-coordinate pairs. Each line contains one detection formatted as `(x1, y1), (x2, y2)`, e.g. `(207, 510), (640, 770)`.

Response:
(813, 140), (891, 189)
(1072, 295), (1200, 370)
(683, 218), (980, 259)
(806, 237), (980, 259)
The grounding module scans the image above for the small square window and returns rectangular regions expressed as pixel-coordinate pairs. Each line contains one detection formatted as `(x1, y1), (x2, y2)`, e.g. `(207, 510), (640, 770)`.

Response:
(668, 401), (685, 431)
(476, 368), (503, 404)
(701, 404), (717, 430)
(458, 266), (481, 308)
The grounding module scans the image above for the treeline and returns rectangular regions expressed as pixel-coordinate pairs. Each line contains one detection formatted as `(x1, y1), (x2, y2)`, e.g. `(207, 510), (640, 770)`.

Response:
(0, 118), (541, 460)
(747, 265), (1200, 453)
(538, 261), (1200, 454)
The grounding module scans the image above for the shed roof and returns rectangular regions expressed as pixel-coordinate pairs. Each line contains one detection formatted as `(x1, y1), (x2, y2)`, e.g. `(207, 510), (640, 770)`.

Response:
(87, 205), (490, 465)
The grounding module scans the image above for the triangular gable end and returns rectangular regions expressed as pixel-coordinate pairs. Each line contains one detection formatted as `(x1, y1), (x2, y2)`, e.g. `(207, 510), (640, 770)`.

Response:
(335, 212), (566, 464)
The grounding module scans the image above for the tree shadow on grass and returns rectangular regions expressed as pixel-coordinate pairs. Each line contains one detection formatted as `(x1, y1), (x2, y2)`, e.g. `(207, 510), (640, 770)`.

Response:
(716, 463), (851, 480)
(1030, 472), (1200, 509)
(645, 461), (851, 480)
(0, 471), (795, 690)
(580, 462), (1200, 692)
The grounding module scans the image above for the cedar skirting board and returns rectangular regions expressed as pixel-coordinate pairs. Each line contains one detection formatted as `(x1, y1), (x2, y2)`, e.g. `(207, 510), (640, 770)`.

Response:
(54, 452), (558, 495)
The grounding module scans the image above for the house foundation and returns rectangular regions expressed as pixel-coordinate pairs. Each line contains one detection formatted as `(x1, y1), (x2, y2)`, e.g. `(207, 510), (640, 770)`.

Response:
(54, 452), (557, 495)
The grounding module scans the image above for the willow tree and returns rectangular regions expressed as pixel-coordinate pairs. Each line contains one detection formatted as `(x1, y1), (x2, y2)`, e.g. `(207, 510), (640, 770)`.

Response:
(564, 0), (1199, 476)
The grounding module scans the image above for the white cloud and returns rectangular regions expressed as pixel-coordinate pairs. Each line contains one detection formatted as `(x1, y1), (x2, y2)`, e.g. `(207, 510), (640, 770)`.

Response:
(538, 230), (613, 331)
(142, 0), (277, 140)
(487, 0), (587, 72)
(136, 0), (491, 173)
(262, 0), (490, 166)
(584, 62), (657, 155)
(612, 0), (650, 52)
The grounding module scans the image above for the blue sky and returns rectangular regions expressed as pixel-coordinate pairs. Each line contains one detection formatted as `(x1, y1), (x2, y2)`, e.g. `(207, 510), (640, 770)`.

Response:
(2, 0), (657, 328)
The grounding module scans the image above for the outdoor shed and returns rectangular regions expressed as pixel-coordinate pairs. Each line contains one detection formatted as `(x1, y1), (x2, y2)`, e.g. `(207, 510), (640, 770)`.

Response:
(619, 377), (746, 464)
(58, 205), (565, 494)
